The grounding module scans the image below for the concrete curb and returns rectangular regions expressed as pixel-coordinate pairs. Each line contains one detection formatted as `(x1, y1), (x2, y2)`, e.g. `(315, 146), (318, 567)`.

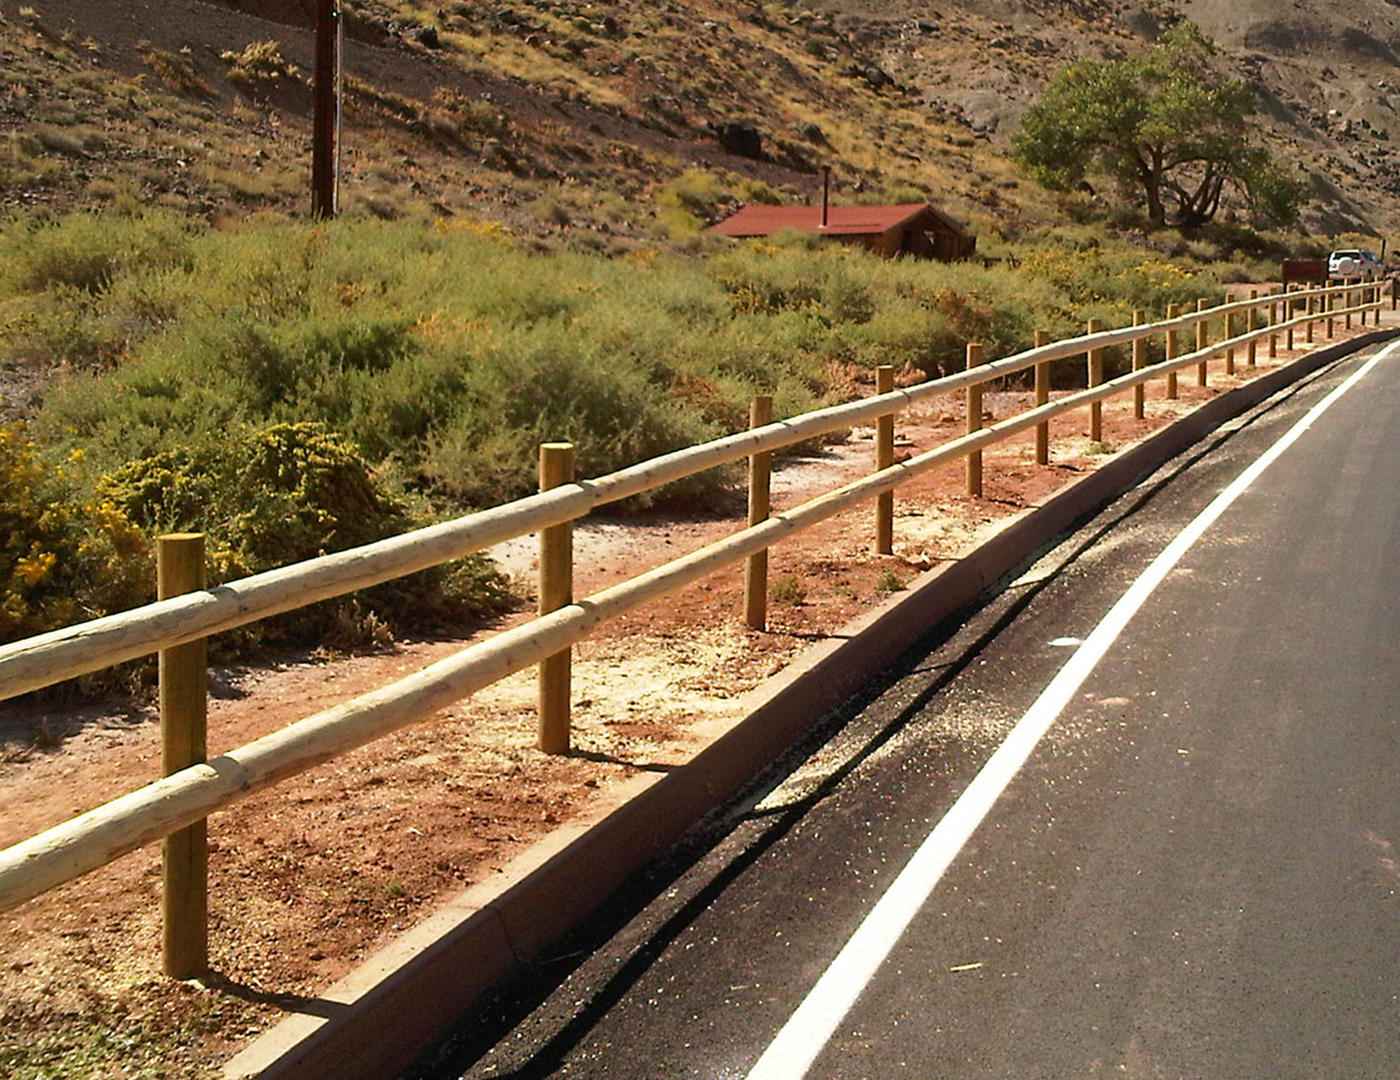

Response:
(226, 330), (1394, 1080)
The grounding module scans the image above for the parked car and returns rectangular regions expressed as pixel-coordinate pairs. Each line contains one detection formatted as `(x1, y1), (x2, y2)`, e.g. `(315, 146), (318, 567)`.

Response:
(1327, 248), (1385, 279)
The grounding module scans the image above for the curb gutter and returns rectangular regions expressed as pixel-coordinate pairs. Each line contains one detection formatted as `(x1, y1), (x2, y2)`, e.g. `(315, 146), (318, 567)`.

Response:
(226, 330), (1394, 1080)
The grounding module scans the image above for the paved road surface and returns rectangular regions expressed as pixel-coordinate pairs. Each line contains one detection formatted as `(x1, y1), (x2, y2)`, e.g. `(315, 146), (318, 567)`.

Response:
(414, 336), (1400, 1079)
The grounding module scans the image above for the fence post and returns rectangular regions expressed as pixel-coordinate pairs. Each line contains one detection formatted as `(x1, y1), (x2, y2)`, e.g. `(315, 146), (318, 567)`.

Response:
(1086, 318), (1105, 443)
(1286, 286), (1295, 351)
(1268, 288), (1278, 359)
(874, 367), (895, 556)
(1223, 294), (1237, 376)
(1392, 276), (1397, 311)
(159, 533), (208, 980)
(1308, 290), (1317, 344)
(1345, 283), (1354, 330)
(537, 442), (574, 754)
(1165, 302), (1180, 400)
(1323, 288), (1332, 340)
(1196, 298), (1210, 386)
(744, 395), (773, 629)
(1033, 329), (1050, 465)
(1131, 309), (1146, 420)
(966, 342), (984, 497)
(1247, 289), (1258, 367)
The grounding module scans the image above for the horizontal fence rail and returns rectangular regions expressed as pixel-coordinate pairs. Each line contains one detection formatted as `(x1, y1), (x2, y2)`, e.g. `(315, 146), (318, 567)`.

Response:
(0, 280), (1386, 923)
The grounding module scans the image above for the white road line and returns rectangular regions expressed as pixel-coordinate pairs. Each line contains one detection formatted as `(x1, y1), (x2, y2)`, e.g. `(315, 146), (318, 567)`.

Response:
(745, 339), (1400, 1080)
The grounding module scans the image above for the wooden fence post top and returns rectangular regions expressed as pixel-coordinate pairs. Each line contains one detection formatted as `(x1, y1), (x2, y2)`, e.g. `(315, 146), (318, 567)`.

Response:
(966, 342), (985, 366)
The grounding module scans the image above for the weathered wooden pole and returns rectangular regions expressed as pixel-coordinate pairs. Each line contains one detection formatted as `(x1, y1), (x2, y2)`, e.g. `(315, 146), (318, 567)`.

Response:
(159, 533), (208, 980)
(1268, 288), (1279, 359)
(1221, 294), (1236, 376)
(874, 367), (895, 555)
(1308, 290), (1318, 344)
(1131, 310), (1146, 420)
(1086, 318), (1105, 443)
(744, 396), (773, 629)
(1165, 302), (1180, 400)
(537, 443), (574, 754)
(1345, 283), (1353, 330)
(1247, 289), (1258, 367)
(1286, 286), (1296, 351)
(965, 342), (984, 497)
(311, 0), (342, 219)
(1196, 298), (1210, 386)
(1033, 329), (1051, 465)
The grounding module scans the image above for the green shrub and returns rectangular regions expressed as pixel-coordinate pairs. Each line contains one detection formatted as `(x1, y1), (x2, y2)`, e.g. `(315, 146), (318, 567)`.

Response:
(0, 424), (150, 646)
(0, 210), (195, 297)
(97, 422), (513, 645)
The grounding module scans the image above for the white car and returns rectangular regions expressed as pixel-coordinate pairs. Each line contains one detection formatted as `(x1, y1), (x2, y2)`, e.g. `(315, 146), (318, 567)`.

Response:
(1327, 248), (1385, 279)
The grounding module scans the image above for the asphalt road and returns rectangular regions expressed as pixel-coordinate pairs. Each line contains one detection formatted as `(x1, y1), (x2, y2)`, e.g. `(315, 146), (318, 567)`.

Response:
(414, 337), (1400, 1080)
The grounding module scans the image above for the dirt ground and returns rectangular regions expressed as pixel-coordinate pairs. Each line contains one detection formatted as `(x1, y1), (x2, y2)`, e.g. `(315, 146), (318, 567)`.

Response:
(0, 323), (1382, 1078)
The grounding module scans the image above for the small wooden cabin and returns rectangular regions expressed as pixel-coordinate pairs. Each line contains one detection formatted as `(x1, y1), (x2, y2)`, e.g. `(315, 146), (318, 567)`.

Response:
(709, 202), (976, 261)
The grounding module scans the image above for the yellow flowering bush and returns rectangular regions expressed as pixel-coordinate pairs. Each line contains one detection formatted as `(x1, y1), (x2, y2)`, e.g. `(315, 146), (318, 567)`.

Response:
(0, 425), (151, 645)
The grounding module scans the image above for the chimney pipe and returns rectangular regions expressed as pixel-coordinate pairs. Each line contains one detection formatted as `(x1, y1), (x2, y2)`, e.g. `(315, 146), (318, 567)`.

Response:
(821, 166), (830, 228)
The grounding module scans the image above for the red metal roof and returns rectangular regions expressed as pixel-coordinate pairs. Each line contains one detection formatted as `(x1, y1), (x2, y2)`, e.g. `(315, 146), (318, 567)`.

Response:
(709, 203), (934, 237)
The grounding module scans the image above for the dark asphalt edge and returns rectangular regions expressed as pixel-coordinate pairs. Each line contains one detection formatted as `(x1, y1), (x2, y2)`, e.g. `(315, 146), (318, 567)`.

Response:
(225, 330), (1395, 1080)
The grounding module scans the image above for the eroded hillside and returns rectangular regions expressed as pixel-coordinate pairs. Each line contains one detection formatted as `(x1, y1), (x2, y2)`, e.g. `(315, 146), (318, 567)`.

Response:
(1, 0), (1398, 240)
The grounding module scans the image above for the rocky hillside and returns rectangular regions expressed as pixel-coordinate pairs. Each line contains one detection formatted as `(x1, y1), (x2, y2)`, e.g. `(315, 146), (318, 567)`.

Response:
(1, 0), (1397, 243)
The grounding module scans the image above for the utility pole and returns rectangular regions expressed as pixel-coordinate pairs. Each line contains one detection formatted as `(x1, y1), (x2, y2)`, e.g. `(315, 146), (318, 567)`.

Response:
(311, 0), (341, 218)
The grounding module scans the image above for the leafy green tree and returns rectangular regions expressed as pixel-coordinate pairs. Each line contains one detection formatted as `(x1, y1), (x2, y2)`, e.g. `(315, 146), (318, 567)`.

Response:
(1014, 23), (1304, 228)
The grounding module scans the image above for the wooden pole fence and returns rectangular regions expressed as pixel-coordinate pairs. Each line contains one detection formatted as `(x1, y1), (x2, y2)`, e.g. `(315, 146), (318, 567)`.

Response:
(875, 367), (896, 555)
(158, 534), (207, 980)
(537, 443), (574, 754)
(1165, 302), (1180, 400)
(1196, 298), (1210, 386)
(1131, 310), (1146, 420)
(966, 343), (984, 496)
(1086, 318), (1105, 443)
(0, 286), (1379, 917)
(1033, 329), (1051, 465)
(745, 395), (774, 629)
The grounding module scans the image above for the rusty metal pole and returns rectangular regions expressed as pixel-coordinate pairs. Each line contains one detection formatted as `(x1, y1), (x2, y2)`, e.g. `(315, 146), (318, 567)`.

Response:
(965, 343), (984, 497)
(537, 443), (574, 754)
(1131, 310), (1146, 420)
(159, 533), (208, 980)
(1033, 329), (1050, 465)
(744, 396), (773, 629)
(874, 367), (895, 555)
(311, 0), (342, 219)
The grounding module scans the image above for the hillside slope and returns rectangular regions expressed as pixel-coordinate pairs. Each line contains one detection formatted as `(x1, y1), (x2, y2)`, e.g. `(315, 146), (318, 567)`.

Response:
(1, 0), (1396, 241)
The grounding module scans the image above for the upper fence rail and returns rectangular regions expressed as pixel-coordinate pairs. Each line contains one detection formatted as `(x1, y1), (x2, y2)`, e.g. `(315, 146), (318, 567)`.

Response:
(0, 279), (1371, 702)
